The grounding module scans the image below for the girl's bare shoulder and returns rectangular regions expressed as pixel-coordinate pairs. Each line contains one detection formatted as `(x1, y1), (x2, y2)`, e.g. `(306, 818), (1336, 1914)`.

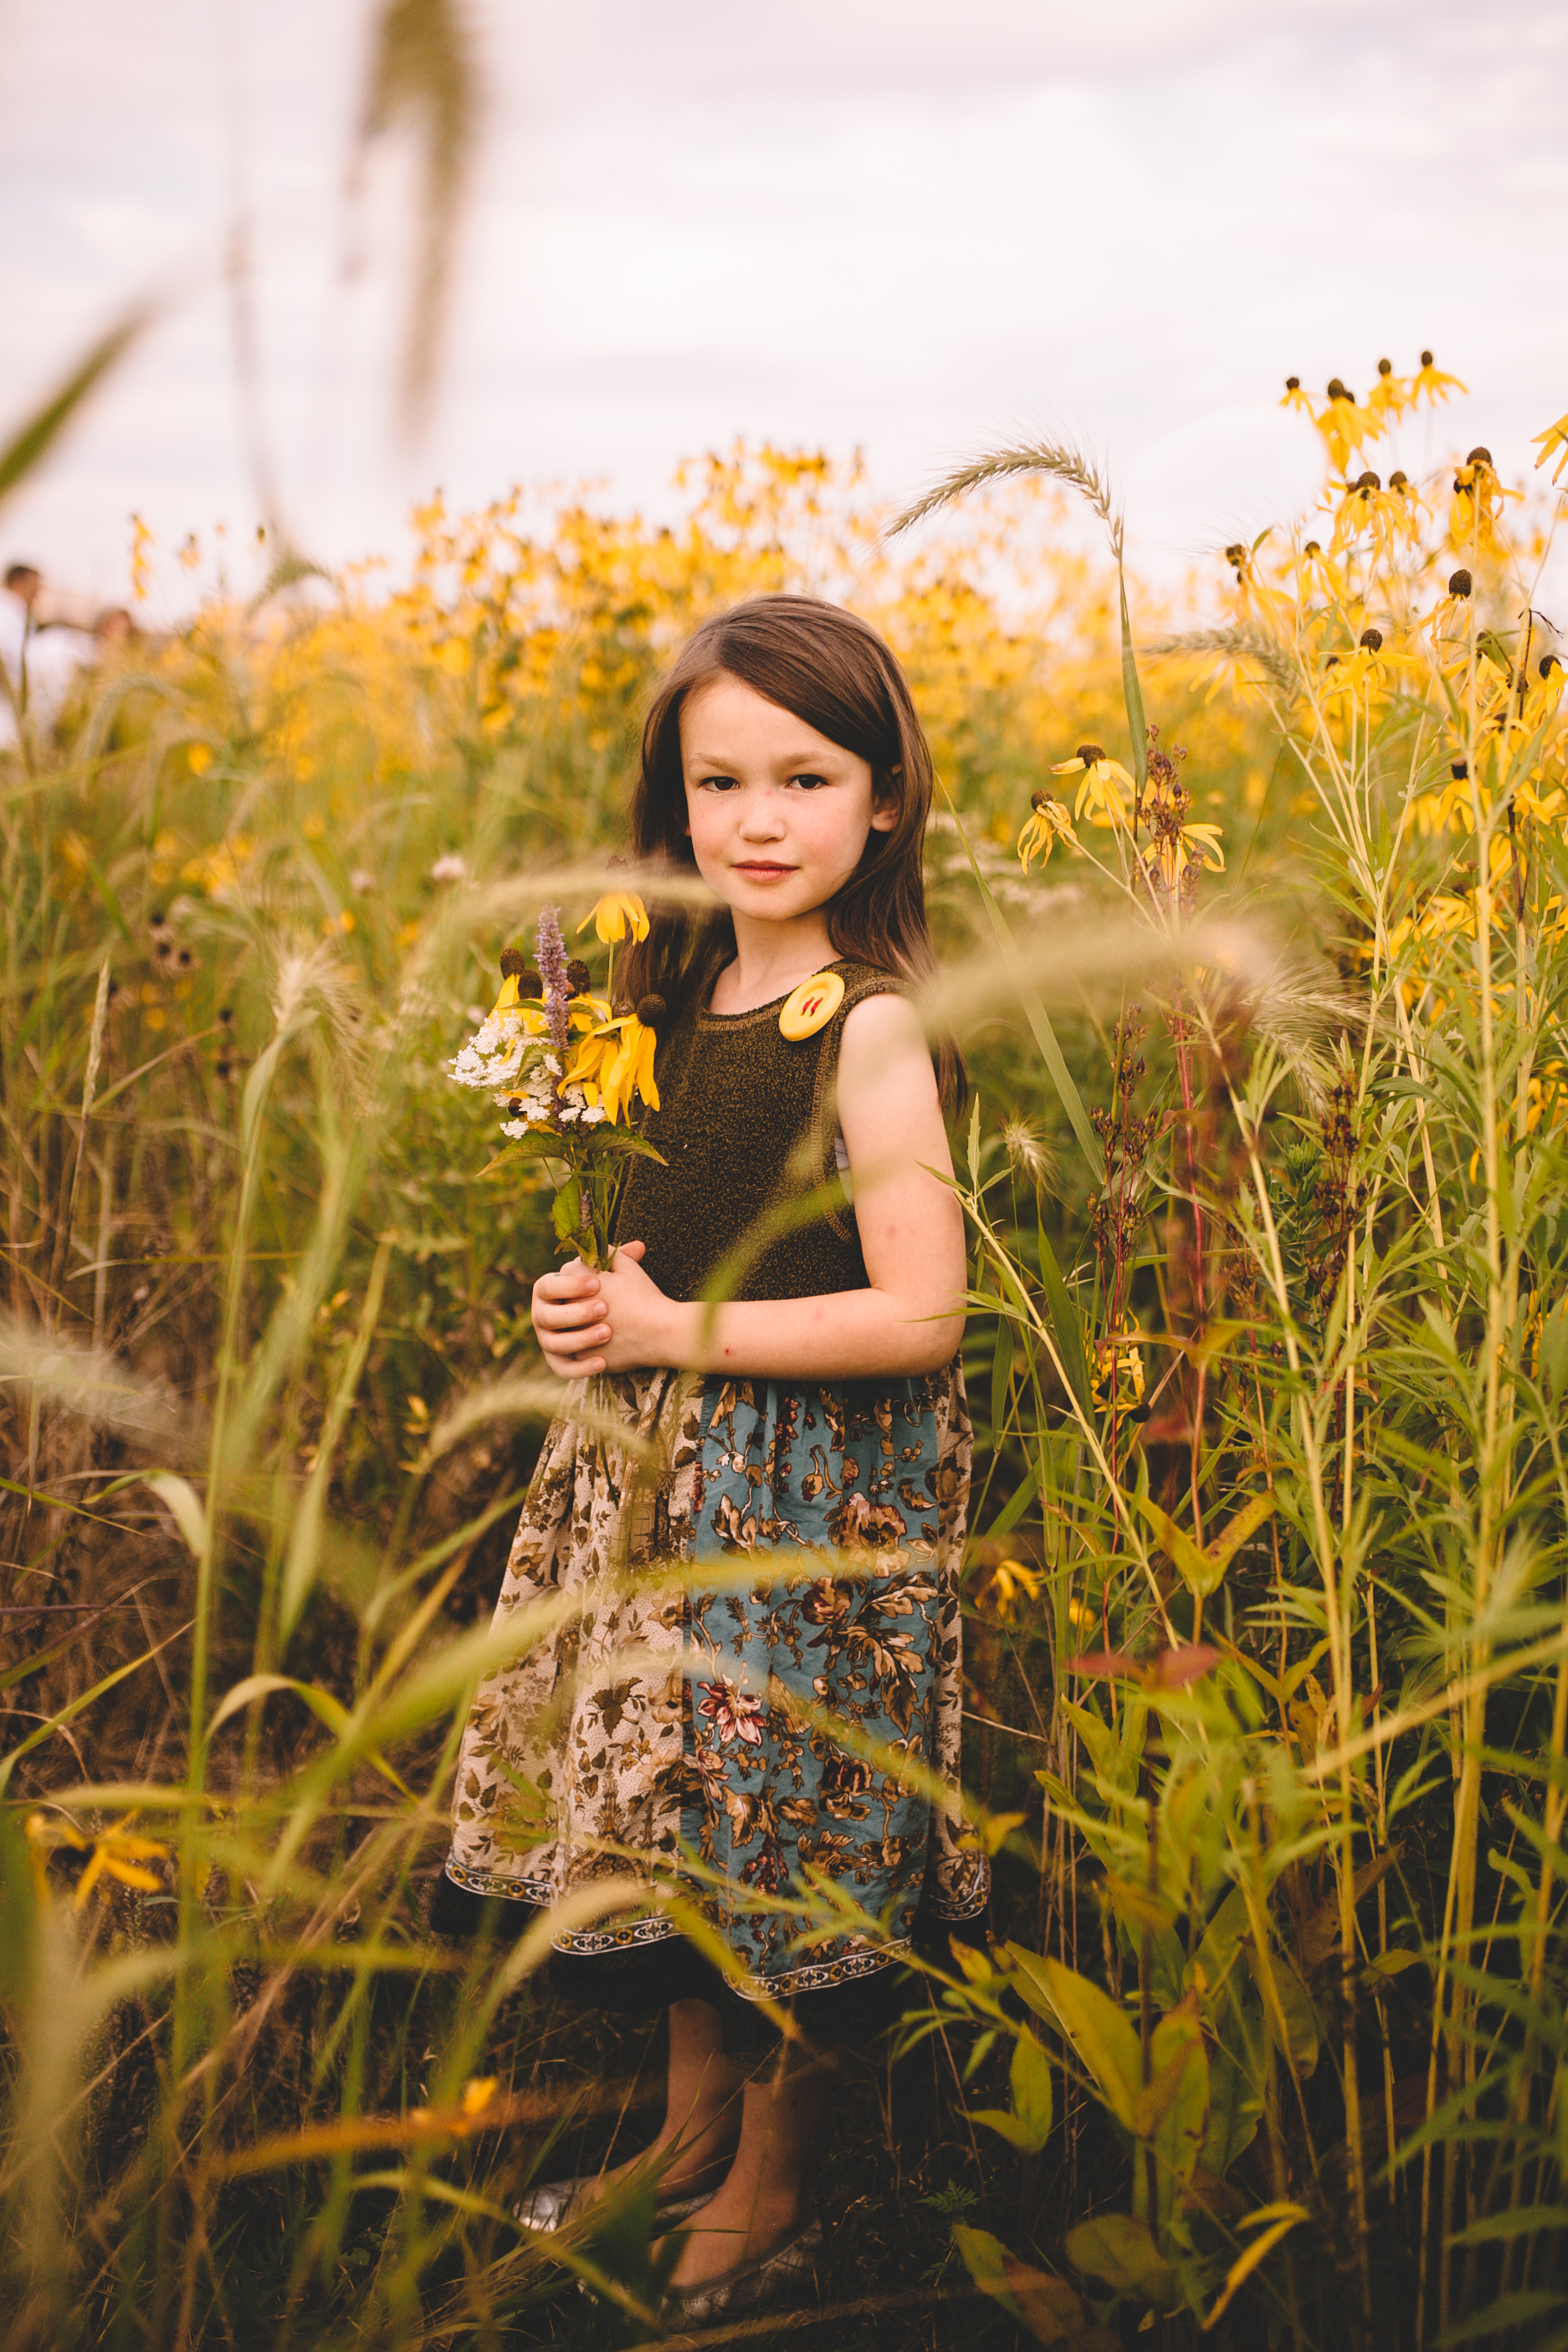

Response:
(838, 987), (938, 1100)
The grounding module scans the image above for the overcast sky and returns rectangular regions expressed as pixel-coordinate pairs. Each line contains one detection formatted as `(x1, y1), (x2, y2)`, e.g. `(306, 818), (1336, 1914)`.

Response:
(2, 0), (1565, 615)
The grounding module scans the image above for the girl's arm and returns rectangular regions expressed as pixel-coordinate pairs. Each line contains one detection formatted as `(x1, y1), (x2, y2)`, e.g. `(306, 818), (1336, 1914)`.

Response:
(531, 992), (966, 1381)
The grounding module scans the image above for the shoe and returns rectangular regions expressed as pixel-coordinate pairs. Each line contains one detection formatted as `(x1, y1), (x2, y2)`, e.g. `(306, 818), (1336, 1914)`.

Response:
(515, 2152), (730, 2235)
(659, 2210), (824, 2325)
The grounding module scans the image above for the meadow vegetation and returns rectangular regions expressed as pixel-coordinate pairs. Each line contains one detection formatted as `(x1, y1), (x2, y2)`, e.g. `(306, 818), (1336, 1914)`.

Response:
(3, 370), (1568, 2351)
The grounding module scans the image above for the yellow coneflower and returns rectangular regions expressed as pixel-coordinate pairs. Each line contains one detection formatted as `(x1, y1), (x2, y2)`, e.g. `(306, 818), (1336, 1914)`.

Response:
(1448, 448), (1519, 560)
(1091, 1335), (1145, 1411)
(579, 889), (649, 944)
(1366, 356), (1411, 424)
(566, 996), (662, 1124)
(1314, 378), (1380, 475)
(1017, 791), (1078, 870)
(1051, 744), (1135, 830)
(986, 1557), (1044, 1622)
(1412, 350), (1467, 407)
(1532, 409), (1568, 485)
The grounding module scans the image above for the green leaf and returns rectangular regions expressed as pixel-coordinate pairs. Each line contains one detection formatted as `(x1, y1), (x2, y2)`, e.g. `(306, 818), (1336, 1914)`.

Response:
(551, 1176), (582, 1246)
(1103, 1873), (1179, 1941)
(143, 1471), (209, 1564)
(207, 1673), (412, 1798)
(1065, 2212), (1175, 2311)
(1245, 1941), (1319, 2076)
(952, 2226), (1092, 2344)
(1435, 2291), (1568, 2345)
(981, 1456), (1041, 1544)
(1145, 2001), (1207, 2200)
(1005, 1946), (1143, 2131)
(990, 1314), (1013, 1441)
(1200, 2037), (1263, 2179)
(0, 300), (156, 505)
(1037, 1225), (1094, 1421)
(1130, 1486), (1276, 1602)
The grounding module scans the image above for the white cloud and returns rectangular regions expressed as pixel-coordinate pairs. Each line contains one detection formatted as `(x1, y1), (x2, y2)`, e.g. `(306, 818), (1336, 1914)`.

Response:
(0, 0), (1563, 607)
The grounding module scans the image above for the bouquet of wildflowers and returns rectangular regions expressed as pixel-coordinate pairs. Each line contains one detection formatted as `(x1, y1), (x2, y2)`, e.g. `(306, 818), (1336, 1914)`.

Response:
(448, 894), (664, 1266)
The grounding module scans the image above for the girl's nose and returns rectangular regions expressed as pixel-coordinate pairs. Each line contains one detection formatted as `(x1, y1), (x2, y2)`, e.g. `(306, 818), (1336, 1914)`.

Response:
(738, 792), (787, 839)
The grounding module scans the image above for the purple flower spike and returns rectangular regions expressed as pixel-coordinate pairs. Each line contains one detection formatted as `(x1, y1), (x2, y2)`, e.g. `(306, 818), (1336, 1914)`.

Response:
(535, 904), (571, 1118)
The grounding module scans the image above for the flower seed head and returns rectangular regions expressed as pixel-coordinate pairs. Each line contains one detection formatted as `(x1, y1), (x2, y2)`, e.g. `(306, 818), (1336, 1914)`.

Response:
(1031, 789), (1050, 811)
(1448, 568), (1473, 597)
(1304, 539), (1321, 557)
(1467, 446), (1493, 468)
(1076, 742), (1105, 767)
(566, 957), (592, 994)
(1225, 542), (1245, 566)
(500, 946), (526, 979)
(1377, 357), (1393, 377)
(1354, 470), (1381, 493)
(1326, 377), (1347, 400)
(1421, 349), (1434, 367)
(518, 966), (543, 999)
(635, 993), (665, 1024)
(1360, 627), (1384, 651)
(507, 1095), (522, 1114)
(1285, 374), (1300, 391)
(1389, 470), (1408, 489)
(1451, 758), (1468, 780)
(1540, 654), (1562, 679)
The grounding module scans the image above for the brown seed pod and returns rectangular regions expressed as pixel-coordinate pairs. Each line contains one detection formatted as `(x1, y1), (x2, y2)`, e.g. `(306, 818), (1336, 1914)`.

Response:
(1354, 470), (1381, 493)
(1421, 349), (1434, 367)
(635, 994), (666, 1024)
(1304, 540), (1321, 558)
(1359, 628), (1384, 652)
(1389, 470), (1408, 490)
(1541, 654), (1562, 679)
(1075, 742), (1105, 766)
(566, 958), (592, 995)
(1452, 758), (1468, 780)
(1448, 568), (1473, 597)
(1377, 357), (1393, 377)
(517, 966), (543, 999)
(1326, 377), (1347, 400)
(499, 946), (527, 979)
(1285, 375), (1300, 391)
(1467, 446), (1493, 468)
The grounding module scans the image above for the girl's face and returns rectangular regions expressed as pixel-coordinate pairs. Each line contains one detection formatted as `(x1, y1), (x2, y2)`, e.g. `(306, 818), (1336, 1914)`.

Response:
(679, 673), (896, 927)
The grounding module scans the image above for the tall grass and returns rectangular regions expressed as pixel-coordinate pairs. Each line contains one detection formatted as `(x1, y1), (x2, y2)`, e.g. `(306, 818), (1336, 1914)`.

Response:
(3, 386), (1566, 2352)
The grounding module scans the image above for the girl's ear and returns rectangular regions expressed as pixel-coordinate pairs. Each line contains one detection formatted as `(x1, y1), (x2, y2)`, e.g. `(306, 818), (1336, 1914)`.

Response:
(869, 763), (901, 835)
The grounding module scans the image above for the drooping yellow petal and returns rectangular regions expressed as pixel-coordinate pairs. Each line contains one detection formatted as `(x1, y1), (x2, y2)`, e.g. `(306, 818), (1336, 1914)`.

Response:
(579, 890), (649, 945)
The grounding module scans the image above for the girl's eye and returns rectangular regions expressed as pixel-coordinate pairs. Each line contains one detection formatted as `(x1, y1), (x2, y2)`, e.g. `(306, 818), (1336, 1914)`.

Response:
(791, 772), (829, 791)
(697, 773), (739, 791)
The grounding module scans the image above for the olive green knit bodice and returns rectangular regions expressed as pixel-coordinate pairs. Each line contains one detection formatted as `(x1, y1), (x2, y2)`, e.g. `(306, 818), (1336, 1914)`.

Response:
(613, 958), (901, 1304)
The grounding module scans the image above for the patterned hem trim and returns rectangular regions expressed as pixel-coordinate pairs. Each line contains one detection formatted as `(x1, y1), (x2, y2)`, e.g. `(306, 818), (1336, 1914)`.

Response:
(443, 1856), (556, 1907)
(443, 1861), (961, 2001)
(924, 1888), (991, 1922)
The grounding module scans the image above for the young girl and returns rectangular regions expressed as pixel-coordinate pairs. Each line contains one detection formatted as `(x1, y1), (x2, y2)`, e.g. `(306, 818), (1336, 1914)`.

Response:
(433, 594), (986, 2321)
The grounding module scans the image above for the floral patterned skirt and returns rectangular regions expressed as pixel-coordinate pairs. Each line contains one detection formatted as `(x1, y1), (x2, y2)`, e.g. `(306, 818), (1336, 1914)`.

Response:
(441, 1363), (986, 2026)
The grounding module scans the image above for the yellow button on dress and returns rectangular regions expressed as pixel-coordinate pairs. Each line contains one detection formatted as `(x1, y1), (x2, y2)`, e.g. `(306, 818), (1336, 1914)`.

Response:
(778, 969), (845, 1040)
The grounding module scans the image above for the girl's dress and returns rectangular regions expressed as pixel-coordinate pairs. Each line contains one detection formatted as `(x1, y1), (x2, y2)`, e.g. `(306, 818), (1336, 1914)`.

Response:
(433, 957), (986, 2044)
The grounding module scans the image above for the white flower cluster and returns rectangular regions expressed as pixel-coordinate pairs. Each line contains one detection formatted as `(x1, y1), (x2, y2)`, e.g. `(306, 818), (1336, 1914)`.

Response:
(448, 1007), (529, 1094)
(497, 1063), (607, 1140)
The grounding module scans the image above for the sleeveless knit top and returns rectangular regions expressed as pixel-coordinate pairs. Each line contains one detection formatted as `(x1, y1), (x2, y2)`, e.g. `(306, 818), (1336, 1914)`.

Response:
(613, 957), (902, 1304)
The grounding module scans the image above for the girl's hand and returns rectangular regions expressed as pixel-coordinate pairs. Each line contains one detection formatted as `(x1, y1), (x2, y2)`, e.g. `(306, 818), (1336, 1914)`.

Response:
(531, 1240), (679, 1378)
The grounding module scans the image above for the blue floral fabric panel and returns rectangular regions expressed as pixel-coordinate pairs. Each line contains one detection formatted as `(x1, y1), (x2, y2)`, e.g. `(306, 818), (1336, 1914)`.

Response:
(679, 1374), (951, 1996)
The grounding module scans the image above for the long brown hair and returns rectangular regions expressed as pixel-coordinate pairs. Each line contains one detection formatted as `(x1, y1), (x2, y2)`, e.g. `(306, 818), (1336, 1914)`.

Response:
(616, 594), (965, 1110)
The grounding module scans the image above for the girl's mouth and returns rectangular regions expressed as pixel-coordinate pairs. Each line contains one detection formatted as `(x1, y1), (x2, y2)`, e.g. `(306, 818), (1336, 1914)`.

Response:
(733, 861), (794, 878)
